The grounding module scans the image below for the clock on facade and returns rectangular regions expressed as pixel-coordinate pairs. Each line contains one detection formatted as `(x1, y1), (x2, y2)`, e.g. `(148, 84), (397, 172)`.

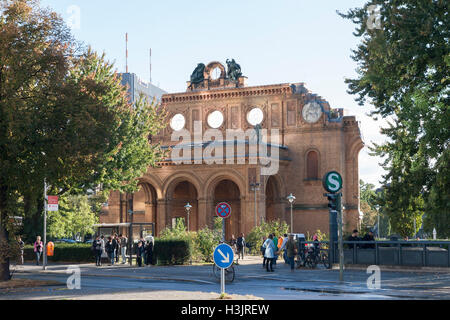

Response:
(302, 102), (322, 123)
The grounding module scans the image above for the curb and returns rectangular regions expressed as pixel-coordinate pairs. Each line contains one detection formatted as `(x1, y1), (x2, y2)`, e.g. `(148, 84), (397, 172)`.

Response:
(332, 264), (450, 273)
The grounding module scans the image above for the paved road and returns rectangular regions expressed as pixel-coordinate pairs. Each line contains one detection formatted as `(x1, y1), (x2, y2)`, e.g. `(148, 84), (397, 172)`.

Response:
(3, 256), (450, 300)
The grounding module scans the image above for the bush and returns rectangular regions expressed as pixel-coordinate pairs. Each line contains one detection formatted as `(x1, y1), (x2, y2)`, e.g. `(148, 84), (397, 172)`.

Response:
(246, 220), (289, 254)
(153, 239), (191, 265)
(196, 227), (221, 262)
(23, 243), (93, 262)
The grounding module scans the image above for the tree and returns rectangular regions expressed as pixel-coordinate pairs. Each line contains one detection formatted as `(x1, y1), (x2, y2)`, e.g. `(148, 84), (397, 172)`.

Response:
(339, 1), (449, 238)
(47, 195), (98, 240)
(0, 0), (166, 280)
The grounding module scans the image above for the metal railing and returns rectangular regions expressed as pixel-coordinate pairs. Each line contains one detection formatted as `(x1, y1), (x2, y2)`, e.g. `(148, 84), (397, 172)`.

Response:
(297, 240), (450, 268)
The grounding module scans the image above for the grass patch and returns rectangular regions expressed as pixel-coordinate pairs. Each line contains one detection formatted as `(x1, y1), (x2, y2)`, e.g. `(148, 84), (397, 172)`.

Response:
(0, 279), (62, 290)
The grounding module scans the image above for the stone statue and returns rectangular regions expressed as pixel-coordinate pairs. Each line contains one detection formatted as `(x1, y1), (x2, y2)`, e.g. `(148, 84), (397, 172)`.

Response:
(226, 59), (242, 81)
(190, 63), (205, 84)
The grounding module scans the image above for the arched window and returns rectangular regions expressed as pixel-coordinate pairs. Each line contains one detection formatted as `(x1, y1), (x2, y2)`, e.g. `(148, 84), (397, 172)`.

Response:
(306, 151), (319, 180)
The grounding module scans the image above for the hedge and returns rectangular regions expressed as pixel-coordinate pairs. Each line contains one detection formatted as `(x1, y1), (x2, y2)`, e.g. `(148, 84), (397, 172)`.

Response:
(153, 239), (191, 265)
(23, 243), (94, 263)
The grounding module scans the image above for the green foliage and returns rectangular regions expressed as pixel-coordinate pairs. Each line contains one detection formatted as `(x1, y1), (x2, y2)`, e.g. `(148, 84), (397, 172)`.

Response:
(196, 226), (221, 262)
(339, 1), (449, 238)
(153, 239), (191, 265)
(246, 220), (289, 254)
(0, 0), (166, 278)
(23, 243), (93, 262)
(47, 195), (99, 239)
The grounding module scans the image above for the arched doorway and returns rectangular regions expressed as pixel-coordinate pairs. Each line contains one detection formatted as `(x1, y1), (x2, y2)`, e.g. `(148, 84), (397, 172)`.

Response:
(166, 180), (198, 232)
(130, 183), (157, 237)
(265, 175), (282, 222)
(213, 179), (241, 241)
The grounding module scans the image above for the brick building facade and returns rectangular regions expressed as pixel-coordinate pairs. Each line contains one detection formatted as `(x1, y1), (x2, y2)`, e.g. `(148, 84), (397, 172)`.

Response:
(100, 61), (364, 240)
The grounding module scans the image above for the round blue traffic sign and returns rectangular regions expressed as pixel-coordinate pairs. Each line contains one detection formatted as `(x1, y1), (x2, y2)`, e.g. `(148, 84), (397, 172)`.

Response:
(215, 202), (231, 219)
(213, 244), (234, 269)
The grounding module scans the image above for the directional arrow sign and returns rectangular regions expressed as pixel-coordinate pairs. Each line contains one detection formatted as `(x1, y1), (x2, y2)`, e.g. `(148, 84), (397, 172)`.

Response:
(213, 243), (234, 269)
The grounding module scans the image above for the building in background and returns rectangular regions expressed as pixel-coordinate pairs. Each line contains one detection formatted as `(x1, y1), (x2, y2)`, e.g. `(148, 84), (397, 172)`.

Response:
(102, 61), (364, 240)
(120, 72), (166, 104)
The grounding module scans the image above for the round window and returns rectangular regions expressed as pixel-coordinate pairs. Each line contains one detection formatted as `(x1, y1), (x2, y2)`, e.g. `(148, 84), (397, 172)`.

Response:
(170, 113), (185, 131)
(247, 107), (264, 126)
(207, 110), (224, 128)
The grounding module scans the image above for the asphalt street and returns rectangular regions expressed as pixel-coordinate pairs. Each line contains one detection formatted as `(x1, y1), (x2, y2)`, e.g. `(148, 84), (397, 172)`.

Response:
(3, 256), (450, 300)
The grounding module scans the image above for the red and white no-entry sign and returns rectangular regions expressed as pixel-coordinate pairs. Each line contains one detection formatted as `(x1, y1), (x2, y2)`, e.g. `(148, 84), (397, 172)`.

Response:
(215, 202), (231, 219)
(47, 196), (59, 211)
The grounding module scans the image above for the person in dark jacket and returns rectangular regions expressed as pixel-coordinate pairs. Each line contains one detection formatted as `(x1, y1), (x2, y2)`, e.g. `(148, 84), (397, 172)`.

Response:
(347, 229), (361, 249)
(145, 240), (153, 266)
(136, 241), (144, 267)
(92, 236), (103, 266)
(105, 237), (115, 265)
(362, 231), (375, 249)
(236, 233), (245, 260)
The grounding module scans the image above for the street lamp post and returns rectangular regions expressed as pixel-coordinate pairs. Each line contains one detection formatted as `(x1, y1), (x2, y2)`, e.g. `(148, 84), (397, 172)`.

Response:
(250, 182), (260, 228)
(184, 203), (192, 231)
(286, 193), (296, 234)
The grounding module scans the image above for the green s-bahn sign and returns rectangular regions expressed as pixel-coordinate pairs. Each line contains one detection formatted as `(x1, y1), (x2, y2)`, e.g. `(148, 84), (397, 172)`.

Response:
(322, 171), (343, 193)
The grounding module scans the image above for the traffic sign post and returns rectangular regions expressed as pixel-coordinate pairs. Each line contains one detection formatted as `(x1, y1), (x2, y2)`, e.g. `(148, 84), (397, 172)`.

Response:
(215, 202), (231, 242)
(322, 171), (344, 281)
(214, 244), (234, 295)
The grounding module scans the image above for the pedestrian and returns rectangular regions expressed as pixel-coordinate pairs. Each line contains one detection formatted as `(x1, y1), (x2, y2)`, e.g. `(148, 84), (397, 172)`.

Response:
(362, 230), (375, 249)
(261, 236), (267, 268)
(280, 234), (288, 264)
(93, 236), (103, 266)
(106, 236), (115, 265)
(236, 233), (245, 260)
(272, 233), (278, 266)
(34, 236), (43, 266)
(119, 234), (128, 264)
(136, 241), (144, 267)
(230, 234), (237, 254)
(263, 234), (277, 272)
(114, 233), (120, 263)
(347, 229), (361, 249)
(143, 241), (149, 265)
(100, 234), (106, 262)
(145, 238), (153, 266)
(285, 235), (298, 271)
(18, 236), (24, 265)
(112, 234), (119, 263)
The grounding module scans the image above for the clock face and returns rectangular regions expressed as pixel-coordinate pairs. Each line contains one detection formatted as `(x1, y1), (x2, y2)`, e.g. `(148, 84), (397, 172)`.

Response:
(170, 114), (185, 131)
(247, 107), (264, 126)
(302, 102), (322, 123)
(210, 67), (221, 80)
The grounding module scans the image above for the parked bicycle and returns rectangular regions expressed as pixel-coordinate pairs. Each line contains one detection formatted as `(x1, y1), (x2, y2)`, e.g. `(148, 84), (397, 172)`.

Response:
(296, 241), (330, 269)
(212, 262), (235, 283)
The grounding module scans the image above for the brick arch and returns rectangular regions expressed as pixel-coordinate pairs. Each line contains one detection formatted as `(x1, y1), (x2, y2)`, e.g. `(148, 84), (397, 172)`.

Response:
(162, 171), (204, 200)
(138, 176), (163, 200)
(204, 169), (246, 199)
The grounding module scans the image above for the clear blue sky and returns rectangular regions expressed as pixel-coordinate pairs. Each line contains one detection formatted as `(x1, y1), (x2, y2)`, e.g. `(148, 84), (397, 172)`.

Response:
(40, 0), (388, 188)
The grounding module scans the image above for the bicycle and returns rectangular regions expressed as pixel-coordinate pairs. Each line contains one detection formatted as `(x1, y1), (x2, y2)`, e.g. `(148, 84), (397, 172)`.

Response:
(212, 261), (235, 282)
(304, 245), (330, 269)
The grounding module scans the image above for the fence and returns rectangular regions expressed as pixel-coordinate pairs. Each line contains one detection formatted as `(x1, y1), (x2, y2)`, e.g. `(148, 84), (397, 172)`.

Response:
(297, 240), (450, 268)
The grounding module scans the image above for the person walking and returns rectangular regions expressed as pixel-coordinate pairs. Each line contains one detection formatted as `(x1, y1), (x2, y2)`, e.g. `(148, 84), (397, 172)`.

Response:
(286, 235), (298, 271)
(105, 237), (115, 265)
(119, 234), (128, 264)
(236, 233), (245, 260)
(34, 236), (43, 266)
(93, 236), (103, 266)
(263, 234), (277, 272)
(18, 236), (25, 265)
(136, 241), (144, 267)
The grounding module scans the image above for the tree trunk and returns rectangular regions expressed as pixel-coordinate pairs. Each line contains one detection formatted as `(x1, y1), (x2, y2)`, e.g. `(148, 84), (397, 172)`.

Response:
(0, 185), (11, 281)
